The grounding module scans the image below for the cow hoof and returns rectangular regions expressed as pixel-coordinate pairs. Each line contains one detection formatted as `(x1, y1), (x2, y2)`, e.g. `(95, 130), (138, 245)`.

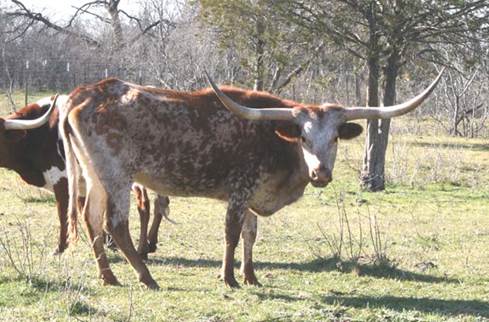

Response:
(145, 281), (160, 290)
(141, 277), (160, 290)
(101, 272), (121, 286)
(223, 276), (240, 288)
(244, 276), (262, 287)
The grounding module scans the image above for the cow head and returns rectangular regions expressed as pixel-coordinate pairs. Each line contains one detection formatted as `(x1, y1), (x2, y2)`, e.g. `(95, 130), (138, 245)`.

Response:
(206, 70), (444, 187)
(0, 95), (58, 167)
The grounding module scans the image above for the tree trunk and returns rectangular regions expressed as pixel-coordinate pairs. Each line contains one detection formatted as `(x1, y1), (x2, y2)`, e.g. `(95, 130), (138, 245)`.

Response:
(360, 3), (384, 191)
(106, 0), (124, 51)
(360, 54), (382, 191)
(253, 16), (265, 91)
(360, 49), (400, 191)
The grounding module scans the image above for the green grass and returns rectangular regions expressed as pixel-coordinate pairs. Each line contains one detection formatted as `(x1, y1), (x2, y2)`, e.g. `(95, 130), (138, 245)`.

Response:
(1, 91), (489, 321)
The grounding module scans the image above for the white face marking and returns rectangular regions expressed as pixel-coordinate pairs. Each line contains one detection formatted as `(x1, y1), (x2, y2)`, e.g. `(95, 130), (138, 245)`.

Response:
(299, 112), (340, 179)
(302, 146), (321, 173)
(42, 166), (67, 192)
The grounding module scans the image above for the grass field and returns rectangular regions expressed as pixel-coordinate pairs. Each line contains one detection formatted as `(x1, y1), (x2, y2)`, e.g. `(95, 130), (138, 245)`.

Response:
(0, 92), (489, 321)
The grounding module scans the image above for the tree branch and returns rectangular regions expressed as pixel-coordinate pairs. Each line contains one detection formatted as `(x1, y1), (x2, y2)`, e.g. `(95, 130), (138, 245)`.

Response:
(7, 0), (100, 47)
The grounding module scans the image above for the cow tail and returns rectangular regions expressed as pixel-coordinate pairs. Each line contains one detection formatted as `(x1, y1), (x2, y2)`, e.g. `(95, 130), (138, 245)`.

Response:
(61, 114), (80, 243)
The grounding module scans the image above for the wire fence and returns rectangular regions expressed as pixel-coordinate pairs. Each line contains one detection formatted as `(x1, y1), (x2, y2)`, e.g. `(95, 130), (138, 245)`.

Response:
(1, 59), (151, 105)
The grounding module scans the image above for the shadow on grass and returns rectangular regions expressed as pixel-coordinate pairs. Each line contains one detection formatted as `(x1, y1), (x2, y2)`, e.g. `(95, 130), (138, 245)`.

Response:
(411, 141), (489, 152)
(146, 256), (458, 284)
(252, 291), (305, 302)
(322, 295), (489, 318)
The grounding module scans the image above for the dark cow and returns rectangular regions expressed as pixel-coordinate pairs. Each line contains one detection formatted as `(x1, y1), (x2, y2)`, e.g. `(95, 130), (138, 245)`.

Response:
(0, 96), (167, 257)
(54, 70), (443, 289)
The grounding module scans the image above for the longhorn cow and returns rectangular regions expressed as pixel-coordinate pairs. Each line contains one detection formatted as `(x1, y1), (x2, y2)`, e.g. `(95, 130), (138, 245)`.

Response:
(51, 70), (443, 289)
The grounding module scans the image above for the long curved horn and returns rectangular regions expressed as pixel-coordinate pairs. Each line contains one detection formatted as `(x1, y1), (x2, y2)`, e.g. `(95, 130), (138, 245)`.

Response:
(344, 68), (444, 121)
(205, 71), (295, 121)
(4, 94), (59, 130)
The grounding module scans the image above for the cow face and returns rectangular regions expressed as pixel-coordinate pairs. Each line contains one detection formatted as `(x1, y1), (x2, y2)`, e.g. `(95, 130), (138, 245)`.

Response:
(0, 120), (26, 167)
(0, 96), (58, 168)
(275, 107), (363, 187)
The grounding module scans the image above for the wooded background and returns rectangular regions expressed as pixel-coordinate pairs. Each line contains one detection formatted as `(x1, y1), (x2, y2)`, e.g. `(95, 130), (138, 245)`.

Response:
(0, 0), (488, 191)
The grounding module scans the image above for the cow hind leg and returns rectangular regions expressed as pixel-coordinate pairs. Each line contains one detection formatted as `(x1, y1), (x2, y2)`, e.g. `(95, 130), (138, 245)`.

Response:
(147, 195), (169, 253)
(240, 210), (261, 286)
(83, 186), (120, 286)
(104, 185), (159, 290)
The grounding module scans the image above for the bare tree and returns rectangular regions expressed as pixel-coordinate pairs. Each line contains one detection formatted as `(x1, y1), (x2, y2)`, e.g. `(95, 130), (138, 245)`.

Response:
(5, 0), (163, 50)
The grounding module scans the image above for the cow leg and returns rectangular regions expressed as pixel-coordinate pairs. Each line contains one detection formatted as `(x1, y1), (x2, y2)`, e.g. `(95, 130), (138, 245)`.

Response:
(105, 186), (159, 290)
(132, 185), (150, 259)
(83, 187), (120, 286)
(221, 199), (246, 288)
(147, 195), (169, 253)
(240, 210), (261, 286)
(52, 178), (69, 255)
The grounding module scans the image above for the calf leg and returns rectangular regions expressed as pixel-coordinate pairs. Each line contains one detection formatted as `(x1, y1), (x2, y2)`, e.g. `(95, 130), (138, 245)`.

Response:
(240, 210), (260, 286)
(105, 185), (159, 290)
(132, 184), (150, 259)
(147, 195), (169, 253)
(221, 199), (246, 288)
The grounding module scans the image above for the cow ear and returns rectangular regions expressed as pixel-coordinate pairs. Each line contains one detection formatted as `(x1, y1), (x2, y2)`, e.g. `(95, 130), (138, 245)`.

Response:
(275, 123), (301, 143)
(5, 130), (27, 142)
(338, 122), (363, 140)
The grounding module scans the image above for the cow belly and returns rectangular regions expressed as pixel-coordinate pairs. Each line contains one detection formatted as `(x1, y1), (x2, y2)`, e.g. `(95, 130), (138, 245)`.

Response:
(133, 172), (227, 200)
(42, 166), (67, 192)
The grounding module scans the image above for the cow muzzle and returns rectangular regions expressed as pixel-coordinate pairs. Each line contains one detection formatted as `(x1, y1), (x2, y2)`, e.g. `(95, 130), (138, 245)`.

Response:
(310, 166), (332, 187)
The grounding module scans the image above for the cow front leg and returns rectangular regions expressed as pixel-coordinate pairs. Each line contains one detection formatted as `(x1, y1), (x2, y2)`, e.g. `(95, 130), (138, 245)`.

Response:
(240, 210), (261, 286)
(52, 178), (69, 255)
(147, 195), (169, 253)
(221, 200), (246, 288)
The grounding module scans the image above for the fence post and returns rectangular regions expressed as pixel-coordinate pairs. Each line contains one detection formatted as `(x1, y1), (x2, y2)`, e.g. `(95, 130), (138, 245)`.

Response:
(24, 60), (29, 106)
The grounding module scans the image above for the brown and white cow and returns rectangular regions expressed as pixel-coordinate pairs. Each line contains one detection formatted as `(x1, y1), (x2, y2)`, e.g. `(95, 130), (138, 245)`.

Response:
(0, 96), (167, 257)
(54, 70), (443, 289)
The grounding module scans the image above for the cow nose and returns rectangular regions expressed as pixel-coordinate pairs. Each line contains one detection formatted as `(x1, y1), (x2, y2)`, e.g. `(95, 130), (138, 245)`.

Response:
(311, 166), (332, 187)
